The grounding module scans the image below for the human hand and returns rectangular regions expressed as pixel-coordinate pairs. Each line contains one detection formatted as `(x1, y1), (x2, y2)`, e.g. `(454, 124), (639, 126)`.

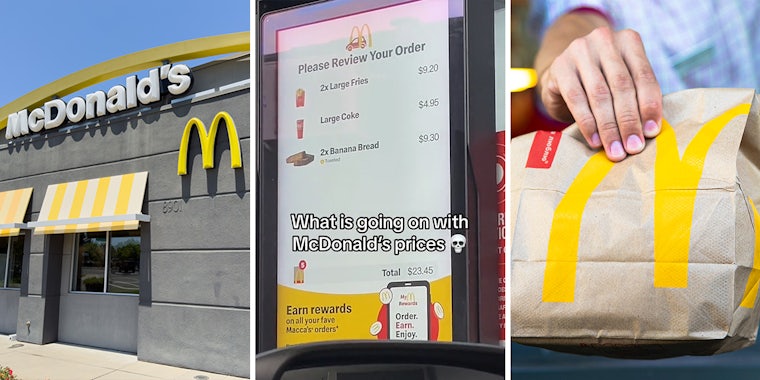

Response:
(538, 26), (662, 162)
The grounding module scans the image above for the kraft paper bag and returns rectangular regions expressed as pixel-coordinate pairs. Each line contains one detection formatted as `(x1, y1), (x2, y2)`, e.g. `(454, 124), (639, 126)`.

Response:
(511, 88), (760, 359)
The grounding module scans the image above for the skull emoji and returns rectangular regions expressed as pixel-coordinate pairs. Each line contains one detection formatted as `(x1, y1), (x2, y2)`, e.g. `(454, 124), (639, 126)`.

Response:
(451, 234), (466, 253)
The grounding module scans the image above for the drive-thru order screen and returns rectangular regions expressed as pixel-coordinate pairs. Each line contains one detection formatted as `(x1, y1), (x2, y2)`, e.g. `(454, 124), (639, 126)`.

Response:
(267, 0), (458, 347)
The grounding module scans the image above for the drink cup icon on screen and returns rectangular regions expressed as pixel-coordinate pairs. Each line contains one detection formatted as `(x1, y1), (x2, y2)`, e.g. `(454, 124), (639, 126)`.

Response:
(296, 120), (304, 139)
(296, 88), (305, 107)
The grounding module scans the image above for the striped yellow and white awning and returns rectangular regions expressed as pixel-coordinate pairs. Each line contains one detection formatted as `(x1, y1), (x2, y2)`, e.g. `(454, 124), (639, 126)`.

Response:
(30, 172), (149, 235)
(0, 187), (33, 237)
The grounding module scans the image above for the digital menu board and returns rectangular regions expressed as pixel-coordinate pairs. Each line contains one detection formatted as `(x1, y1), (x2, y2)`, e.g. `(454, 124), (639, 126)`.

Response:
(260, 0), (468, 349)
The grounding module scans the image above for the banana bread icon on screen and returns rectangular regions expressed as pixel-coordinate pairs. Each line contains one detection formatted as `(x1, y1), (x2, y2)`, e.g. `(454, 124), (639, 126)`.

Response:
(286, 151), (314, 166)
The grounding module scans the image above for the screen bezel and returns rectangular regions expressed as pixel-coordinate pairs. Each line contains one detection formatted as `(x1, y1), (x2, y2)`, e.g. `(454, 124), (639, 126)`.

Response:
(257, 0), (469, 352)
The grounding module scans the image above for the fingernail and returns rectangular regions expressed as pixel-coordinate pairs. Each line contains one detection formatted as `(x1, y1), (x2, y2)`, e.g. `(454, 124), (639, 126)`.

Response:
(610, 141), (625, 159)
(626, 135), (644, 153)
(591, 133), (601, 147)
(644, 120), (660, 136)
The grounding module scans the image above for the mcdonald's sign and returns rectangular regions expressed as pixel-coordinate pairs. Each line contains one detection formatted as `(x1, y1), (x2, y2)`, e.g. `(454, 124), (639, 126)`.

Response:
(177, 111), (242, 176)
(347, 24), (372, 51)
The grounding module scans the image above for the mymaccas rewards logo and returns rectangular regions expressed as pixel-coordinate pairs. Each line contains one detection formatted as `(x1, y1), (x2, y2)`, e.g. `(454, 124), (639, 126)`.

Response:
(399, 293), (418, 306)
(177, 111), (242, 175)
(347, 24), (372, 51)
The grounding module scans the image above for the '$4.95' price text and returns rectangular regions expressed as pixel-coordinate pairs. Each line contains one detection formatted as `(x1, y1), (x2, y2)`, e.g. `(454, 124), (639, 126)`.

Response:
(418, 98), (440, 109)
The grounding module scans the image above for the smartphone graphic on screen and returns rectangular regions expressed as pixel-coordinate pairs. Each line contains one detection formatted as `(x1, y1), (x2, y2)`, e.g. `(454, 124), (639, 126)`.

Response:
(387, 281), (430, 341)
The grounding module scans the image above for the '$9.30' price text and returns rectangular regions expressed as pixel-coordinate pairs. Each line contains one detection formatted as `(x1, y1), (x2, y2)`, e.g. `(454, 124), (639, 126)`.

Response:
(418, 133), (440, 144)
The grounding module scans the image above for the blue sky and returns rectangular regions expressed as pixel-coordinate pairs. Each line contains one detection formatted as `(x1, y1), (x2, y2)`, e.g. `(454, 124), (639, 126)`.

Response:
(0, 0), (250, 108)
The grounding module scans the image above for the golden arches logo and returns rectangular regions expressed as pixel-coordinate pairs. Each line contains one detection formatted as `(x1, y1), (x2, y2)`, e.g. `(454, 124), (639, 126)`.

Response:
(347, 24), (372, 51)
(541, 103), (754, 303)
(401, 293), (416, 302)
(177, 111), (242, 176)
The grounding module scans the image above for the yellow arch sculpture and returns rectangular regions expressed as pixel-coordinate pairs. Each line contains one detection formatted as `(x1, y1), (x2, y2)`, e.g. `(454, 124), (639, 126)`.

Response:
(0, 31), (250, 130)
(177, 111), (242, 176)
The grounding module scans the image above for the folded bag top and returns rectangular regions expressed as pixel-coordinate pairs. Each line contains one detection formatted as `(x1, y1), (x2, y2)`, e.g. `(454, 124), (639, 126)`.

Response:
(510, 88), (760, 359)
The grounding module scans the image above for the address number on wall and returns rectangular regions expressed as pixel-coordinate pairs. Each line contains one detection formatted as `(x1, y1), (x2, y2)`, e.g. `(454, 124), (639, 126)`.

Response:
(162, 200), (183, 213)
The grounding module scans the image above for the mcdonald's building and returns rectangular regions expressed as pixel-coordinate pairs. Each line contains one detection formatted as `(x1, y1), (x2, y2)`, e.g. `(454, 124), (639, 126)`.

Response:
(0, 32), (250, 378)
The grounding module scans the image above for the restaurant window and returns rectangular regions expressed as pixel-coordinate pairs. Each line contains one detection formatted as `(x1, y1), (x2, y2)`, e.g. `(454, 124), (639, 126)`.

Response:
(0, 236), (25, 288)
(72, 230), (140, 294)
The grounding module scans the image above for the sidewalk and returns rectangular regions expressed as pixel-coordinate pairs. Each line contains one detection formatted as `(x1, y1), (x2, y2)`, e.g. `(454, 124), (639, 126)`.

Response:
(0, 334), (248, 380)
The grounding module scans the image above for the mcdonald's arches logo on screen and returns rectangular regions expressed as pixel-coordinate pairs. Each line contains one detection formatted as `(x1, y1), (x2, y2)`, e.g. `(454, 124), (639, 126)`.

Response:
(399, 293), (418, 305)
(347, 24), (372, 51)
(177, 111), (242, 176)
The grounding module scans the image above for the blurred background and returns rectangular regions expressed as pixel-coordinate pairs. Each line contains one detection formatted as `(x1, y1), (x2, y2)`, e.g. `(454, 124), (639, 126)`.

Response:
(510, 0), (568, 138)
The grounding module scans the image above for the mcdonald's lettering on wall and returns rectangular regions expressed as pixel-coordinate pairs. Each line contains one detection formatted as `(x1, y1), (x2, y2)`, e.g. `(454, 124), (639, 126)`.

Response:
(177, 111), (243, 176)
(6, 64), (192, 141)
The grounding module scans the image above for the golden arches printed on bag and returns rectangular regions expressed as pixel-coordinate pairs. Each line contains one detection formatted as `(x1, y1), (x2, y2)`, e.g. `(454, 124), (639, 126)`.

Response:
(542, 103), (760, 305)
